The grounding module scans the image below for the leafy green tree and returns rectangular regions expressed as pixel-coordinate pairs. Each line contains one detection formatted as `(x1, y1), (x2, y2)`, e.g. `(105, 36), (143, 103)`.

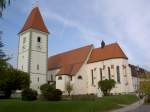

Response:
(0, 32), (10, 71)
(0, 69), (30, 98)
(98, 79), (116, 96)
(0, 0), (11, 17)
(65, 81), (73, 96)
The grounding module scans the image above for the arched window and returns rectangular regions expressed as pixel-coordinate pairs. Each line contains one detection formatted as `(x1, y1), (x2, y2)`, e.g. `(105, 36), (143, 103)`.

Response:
(108, 67), (111, 80)
(116, 66), (121, 83)
(37, 37), (41, 42)
(58, 76), (62, 80)
(78, 75), (82, 80)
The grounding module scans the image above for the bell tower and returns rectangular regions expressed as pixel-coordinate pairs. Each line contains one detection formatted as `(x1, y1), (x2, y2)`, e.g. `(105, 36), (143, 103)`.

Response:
(17, 6), (49, 91)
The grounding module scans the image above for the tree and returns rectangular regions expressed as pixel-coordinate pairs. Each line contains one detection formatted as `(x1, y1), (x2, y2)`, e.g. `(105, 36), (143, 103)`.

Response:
(0, 69), (30, 98)
(140, 80), (150, 103)
(98, 79), (116, 96)
(40, 83), (62, 101)
(0, 32), (10, 71)
(65, 81), (73, 96)
(0, 0), (11, 17)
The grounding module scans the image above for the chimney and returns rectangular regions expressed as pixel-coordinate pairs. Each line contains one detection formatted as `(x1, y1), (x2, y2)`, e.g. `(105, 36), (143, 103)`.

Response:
(101, 40), (105, 48)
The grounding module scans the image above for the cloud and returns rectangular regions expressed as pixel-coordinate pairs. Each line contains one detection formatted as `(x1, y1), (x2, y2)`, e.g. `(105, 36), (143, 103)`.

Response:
(5, 0), (150, 70)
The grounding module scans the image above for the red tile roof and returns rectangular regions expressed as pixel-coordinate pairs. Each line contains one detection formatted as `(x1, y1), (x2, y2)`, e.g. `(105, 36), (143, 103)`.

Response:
(88, 43), (128, 63)
(48, 45), (93, 75)
(19, 7), (49, 34)
(48, 43), (128, 76)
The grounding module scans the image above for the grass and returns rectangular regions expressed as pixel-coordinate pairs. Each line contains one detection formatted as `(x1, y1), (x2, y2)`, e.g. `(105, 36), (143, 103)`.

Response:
(0, 95), (138, 112)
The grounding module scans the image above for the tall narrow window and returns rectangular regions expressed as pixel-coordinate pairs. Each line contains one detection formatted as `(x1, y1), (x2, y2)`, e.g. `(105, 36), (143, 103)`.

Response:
(108, 67), (111, 80)
(37, 64), (39, 70)
(51, 75), (53, 81)
(91, 69), (94, 85)
(116, 66), (121, 83)
(37, 77), (39, 82)
(100, 68), (103, 81)
(37, 37), (41, 42)
(70, 76), (72, 81)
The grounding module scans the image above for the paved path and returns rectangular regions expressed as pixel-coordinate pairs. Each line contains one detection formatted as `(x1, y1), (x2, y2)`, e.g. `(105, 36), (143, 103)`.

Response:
(125, 105), (150, 112)
(111, 99), (144, 112)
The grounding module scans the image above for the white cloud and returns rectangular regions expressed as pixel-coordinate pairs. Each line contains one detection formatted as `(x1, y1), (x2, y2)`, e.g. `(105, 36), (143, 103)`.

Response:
(13, 0), (150, 70)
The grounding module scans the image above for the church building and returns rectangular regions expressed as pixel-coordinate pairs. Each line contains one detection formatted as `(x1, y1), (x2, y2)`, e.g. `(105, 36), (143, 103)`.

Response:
(18, 6), (136, 96)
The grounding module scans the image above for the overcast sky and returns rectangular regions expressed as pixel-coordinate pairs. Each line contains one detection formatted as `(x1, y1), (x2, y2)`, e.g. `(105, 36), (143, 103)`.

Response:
(0, 0), (150, 70)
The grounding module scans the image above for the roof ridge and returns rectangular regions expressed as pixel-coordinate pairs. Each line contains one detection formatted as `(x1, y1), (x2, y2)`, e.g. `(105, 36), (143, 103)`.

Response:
(49, 44), (93, 58)
(94, 42), (118, 49)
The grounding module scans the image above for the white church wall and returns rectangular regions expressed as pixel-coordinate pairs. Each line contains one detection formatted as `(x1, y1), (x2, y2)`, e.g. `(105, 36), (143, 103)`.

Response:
(86, 58), (134, 95)
(132, 76), (140, 92)
(18, 31), (30, 72)
(126, 66), (134, 92)
(31, 30), (48, 53)
(18, 52), (29, 72)
(47, 69), (60, 81)
(29, 30), (48, 92)
(18, 29), (48, 92)
(56, 75), (70, 94)
(30, 51), (47, 74)
(30, 73), (46, 93)
(72, 64), (88, 95)
(18, 31), (30, 53)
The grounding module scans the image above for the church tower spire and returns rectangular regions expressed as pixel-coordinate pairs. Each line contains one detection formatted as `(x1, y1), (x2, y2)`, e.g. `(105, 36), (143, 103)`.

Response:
(17, 6), (49, 92)
(19, 6), (49, 34)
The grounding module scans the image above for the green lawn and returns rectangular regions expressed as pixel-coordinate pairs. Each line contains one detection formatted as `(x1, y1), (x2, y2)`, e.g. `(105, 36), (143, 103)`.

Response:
(0, 95), (138, 112)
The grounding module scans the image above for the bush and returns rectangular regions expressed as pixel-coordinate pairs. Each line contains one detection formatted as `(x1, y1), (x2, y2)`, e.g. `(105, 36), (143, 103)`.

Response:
(145, 95), (150, 104)
(52, 89), (62, 101)
(40, 83), (62, 101)
(98, 79), (116, 96)
(21, 88), (37, 101)
(65, 81), (73, 96)
(40, 84), (55, 98)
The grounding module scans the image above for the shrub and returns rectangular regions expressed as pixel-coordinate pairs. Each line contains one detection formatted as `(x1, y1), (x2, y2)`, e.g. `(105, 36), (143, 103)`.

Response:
(65, 81), (73, 96)
(21, 88), (37, 101)
(40, 83), (62, 101)
(145, 95), (150, 104)
(40, 84), (54, 98)
(140, 81), (150, 103)
(52, 89), (62, 101)
(98, 79), (116, 96)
